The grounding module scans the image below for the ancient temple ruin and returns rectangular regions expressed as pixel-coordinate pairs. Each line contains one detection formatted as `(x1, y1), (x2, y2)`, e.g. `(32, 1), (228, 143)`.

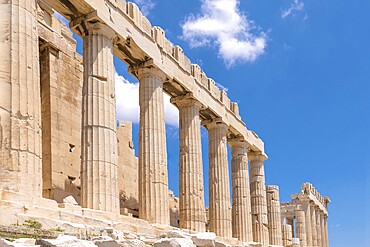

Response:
(0, 0), (330, 246)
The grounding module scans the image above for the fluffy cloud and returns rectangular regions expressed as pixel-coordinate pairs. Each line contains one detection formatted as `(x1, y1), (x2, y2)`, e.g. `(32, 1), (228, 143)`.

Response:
(115, 73), (179, 127)
(281, 0), (305, 18)
(132, 0), (156, 16)
(181, 0), (267, 67)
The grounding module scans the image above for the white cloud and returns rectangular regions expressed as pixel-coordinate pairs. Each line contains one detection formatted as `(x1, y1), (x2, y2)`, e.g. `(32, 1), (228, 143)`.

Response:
(181, 0), (267, 67)
(281, 0), (305, 19)
(115, 73), (179, 127)
(132, 0), (156, 16)
(331, 224), (341, 228)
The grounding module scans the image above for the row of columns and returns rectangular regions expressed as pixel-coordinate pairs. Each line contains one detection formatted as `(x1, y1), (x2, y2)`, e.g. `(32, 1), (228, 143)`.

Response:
(302, 201), (329, 247)
(285, 202), (329, 247)
(136, 66), (268, 242)
(78, 20), (267, 242)
(1, 4), (273, 245)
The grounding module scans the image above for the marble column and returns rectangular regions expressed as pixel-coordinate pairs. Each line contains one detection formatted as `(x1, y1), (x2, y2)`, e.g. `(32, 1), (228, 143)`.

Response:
(137, 67), (169, 225)
(81, 23), (119, 214)
(296, 208), (307, 247)
(282, 224), (293, 247)
(316, 210), (322, 247)
(249, 152), (269, 246)
(0, 0), (42, 197)
(204, 119), (232, 238)
(288, 218), (295, 238)
(172, 95), (206, 232)
(311, 205), (318, 247)
(324, 216), (329, 247)
(320, 214), (326, 247)
(229, 138), (253, 242)
(266, 185), (283, 246)
(301, 200), (312, 246)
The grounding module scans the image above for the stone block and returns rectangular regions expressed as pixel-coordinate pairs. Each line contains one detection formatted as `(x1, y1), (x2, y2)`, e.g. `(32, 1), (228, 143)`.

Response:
(0, 200), (24, 225)
(153, 26), (165, 49)
(173, 46), (185, 65)
(191, 232), (216, 247)
(82, 208), (115, 221)
(117, 0), (127, 12)
(127, 2), (142, 28)
(36, 235), (97, 247)
(160, 230), (191, 239)
(183, 56), (192, 73)
(220, 91), (230, 109)
(230, 102), (239, 116)
(119, 239), (150, 247)
(153, 238), (195, 247)
(58, 203), (83, 215)
(164, 38), (173, 55)
(191, 64), (202, 83)
(142, 16), (152, 36)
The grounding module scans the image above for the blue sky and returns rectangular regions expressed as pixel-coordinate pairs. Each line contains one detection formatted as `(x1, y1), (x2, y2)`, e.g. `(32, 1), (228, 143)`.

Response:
(59, 0), (369, 246)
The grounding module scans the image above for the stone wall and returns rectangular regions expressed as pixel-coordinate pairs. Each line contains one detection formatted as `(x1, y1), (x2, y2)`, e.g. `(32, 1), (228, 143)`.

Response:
(38, 4), (83, 204)
(117, 121), (139, 216)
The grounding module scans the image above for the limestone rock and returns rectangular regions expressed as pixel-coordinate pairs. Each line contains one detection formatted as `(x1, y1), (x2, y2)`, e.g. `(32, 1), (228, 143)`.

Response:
(0, 238), (39, 247)
(94, 240), (120, 247)
(36, 235), (97, 246)
(119, 239), (150, 247)
(191, 232), (216, 247)
(153, 238), (196, 247)
(160, 230), (191, 239)
(139, 235), (159, 245)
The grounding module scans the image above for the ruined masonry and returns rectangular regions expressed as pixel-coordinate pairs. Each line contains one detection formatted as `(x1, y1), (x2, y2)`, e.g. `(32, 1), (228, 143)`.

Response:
(0, 0), (330, 247)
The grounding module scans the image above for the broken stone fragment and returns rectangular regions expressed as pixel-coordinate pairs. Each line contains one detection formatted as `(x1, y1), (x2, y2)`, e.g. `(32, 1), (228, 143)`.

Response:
(190, 232), (216, 247)
(160, 230), (191, 239)
(36, 235), (97, 246)
(62, 195), (79, 205)
(153, 238), (196, 247)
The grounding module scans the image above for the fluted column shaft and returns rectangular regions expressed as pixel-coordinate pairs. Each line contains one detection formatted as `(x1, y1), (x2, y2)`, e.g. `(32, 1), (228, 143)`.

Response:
(320, 214), (326, 247)
(302, 201), (312, 246)
(311, 205), (318, 247)
(173, 96), (206, 231)
(266, 185), (283, 246)
(204, 119), (232, 238)
(138, 68), (169, 225)
(249, 152), (269, 246)
(315, 209), (322, 247)
(296, 209), (307, 247)
(0, 0), (42, 197)
(81, 23), (119, 214)
(288, 218), (295, 237)
(282, 224), (293, 247)
(324, 216), (329, 247)
(229, 138), (253, 242)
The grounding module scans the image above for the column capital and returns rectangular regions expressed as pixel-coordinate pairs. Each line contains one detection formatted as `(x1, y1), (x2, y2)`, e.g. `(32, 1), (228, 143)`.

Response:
(71, 16), (116, 40)
(170, 93), (203, 109)
(228, 136), (249, 149)
(324, 196), (331, 207)
(129, 60), (168, 81)
(202, 117), (229, 131)
(299, 196), (312, 205)
(248, 151), (268, 161)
